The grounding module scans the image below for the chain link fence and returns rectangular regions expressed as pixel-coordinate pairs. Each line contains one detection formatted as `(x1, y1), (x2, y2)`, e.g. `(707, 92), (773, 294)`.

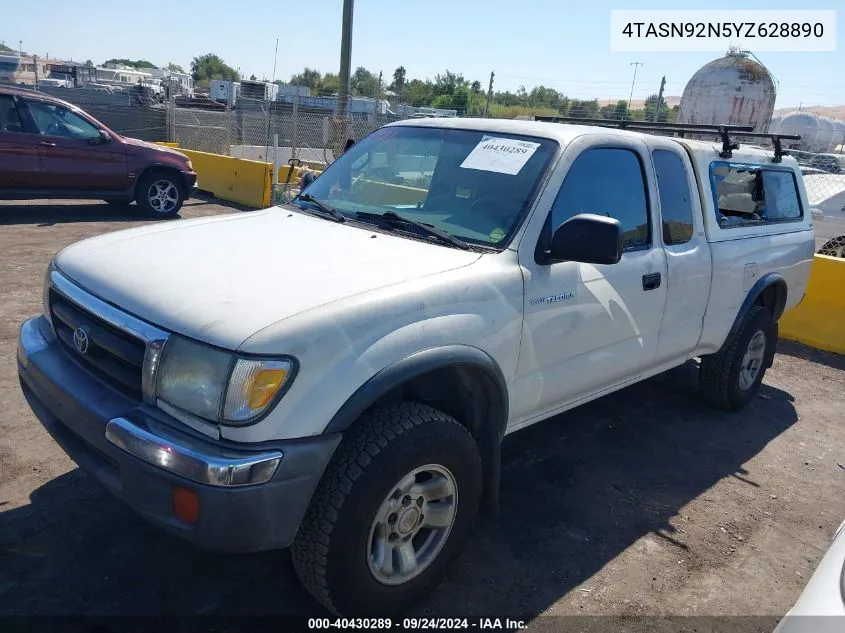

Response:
(36, 86), (168, 141)
(170, 100), (396, 167)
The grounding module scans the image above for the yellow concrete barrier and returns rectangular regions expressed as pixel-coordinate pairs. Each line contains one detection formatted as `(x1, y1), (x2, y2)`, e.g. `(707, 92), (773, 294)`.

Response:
(350, 179), (428, 206)
(155, 142), (180, 148)
(780, 254), (845, 354)
(179, 149), (271, 208)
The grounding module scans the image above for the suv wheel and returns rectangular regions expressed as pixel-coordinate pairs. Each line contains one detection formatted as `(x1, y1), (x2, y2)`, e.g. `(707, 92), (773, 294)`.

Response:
(292, 402), (482, 616)
(136, 170), (184, 219)
(699, 305), (776, 410)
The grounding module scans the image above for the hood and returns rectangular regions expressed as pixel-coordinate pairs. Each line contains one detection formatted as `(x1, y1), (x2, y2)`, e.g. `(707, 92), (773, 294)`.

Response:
(55, 209), (481, 349)
(121, 136), (187, 158)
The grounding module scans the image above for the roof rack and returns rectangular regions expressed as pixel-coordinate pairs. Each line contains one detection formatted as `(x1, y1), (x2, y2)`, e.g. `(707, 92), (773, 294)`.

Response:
(533, 116), (801, 162)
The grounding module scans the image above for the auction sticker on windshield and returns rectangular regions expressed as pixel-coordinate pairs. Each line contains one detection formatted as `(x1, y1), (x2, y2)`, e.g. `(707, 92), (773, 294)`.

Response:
(460, 136), (541, 175)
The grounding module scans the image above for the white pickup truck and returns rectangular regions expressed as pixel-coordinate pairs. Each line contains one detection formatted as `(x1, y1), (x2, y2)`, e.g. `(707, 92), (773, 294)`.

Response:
(17, 118), (814, 616)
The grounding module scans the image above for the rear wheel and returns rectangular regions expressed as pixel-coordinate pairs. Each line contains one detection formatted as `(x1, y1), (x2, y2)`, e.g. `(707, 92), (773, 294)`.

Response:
(292, 402), (482, 616)
(136, 170), (184, 219)
(699, 305), (776, 410)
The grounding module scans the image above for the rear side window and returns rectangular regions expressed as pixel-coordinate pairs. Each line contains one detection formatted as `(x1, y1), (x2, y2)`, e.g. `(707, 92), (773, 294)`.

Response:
(551, 148), (650, 251)
(710, 162), (803, 228)
(0, 95), (25, 134)
(652, 150), (694, 245)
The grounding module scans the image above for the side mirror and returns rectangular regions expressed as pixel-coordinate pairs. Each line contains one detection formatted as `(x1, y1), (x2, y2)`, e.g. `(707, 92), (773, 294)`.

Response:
(90, 130), (110, 145)
(546, 213), (622, 265)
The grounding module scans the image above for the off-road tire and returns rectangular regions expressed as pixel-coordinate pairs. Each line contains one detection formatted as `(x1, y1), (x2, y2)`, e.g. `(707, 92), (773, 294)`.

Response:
(699, 305), (776, 410)
(292, 402), (482, 616)
(135, 170), (184, 219)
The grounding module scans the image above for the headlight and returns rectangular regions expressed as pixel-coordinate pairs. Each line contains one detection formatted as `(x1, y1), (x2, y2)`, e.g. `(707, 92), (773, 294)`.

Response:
(156, 335), (294, 425)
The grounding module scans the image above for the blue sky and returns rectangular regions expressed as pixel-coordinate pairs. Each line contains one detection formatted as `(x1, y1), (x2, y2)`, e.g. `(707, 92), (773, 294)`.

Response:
(3, 0), (843, 108)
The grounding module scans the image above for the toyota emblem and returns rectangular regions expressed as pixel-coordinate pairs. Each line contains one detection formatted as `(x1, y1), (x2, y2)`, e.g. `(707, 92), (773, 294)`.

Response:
(73, 327), (90, 355)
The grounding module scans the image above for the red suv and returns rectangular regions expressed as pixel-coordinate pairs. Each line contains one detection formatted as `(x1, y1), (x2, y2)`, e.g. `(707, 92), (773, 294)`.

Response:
(0, 85), (196, 218)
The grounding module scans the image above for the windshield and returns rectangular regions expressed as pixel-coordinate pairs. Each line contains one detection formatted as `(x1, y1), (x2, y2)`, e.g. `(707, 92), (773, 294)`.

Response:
(297, 126), (556, 248)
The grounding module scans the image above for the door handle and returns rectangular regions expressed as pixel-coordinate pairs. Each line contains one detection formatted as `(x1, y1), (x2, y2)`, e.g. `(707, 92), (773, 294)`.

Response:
(39, 141), (56, 147)
(642, 272), (662, 291)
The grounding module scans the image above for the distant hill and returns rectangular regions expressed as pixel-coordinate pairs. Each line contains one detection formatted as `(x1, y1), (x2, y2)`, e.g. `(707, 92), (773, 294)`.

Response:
(774, 105), (845, 121)
(0, 43), (14, 53)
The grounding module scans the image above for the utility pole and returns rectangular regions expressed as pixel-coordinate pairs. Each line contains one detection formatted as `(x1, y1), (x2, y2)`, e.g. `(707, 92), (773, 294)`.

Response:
(653, 75), (666, 123)
(337, 0), (354, 118)
(484, 71), (495, 118)
(627, 61), (642, 118)
(18, 40), (22, 54)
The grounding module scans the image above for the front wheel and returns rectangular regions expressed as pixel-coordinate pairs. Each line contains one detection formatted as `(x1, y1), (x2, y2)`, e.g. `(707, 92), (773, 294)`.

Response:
(699, 305), (776, 410)
(292, 403), (482, 616)
(136, 171), (184, 219)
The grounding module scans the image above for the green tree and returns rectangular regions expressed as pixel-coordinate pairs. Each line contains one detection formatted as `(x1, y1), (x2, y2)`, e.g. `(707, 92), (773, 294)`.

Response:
(392, 66), (406, 101)
(105, 58), (155, 69)
(83, 59), (94, 67)
(249, 74), (257, 81)
(403, 78), (435, 106)
(431, 94), (453, 109)
(190, 53), (240, 82)
(643, 93), (671, 122)
(351, 67), (379, 97)
(0, 43), (14, 53)
(434, 70), (466, 96)
(600, 100), (628, 120)
(166, 62), (185, 74)
(321, 72), (340, 95)
(470, 80), (482, 94)
(568, 98), (600, 118)
(450, 87), (471, 115)
(527, 85), (563, 110)
(290, 67), (323, 93)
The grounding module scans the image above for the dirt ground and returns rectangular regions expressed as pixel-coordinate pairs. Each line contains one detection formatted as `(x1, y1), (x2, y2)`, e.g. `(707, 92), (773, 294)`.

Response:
(1, 198), (844, 627)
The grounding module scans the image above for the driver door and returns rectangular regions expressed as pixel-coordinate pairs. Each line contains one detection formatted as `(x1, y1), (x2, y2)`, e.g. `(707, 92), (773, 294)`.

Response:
(20, 98), (128, 193)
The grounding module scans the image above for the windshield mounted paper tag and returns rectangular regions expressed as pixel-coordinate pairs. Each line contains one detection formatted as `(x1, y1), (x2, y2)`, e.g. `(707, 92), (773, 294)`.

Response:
(460, 136), (541, 175)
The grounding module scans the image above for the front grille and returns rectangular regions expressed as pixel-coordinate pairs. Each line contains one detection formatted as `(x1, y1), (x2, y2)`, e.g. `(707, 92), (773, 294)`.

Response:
(49, 289), (146, 399)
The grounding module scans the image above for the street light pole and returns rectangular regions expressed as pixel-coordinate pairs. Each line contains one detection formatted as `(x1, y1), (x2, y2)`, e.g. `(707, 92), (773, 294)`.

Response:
(627, 61), (642, 118)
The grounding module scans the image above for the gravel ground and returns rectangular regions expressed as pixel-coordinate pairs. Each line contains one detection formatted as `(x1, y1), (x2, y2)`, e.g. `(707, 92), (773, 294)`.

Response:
(1, 198), (844, 627)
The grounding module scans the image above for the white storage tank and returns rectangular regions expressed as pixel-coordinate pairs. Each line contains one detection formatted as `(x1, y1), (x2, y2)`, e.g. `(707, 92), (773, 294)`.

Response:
(832, 120), (845, 151)
(677, 49), (776, 133)
(778, 112), (820, 151)
(814, 117), (836, 153)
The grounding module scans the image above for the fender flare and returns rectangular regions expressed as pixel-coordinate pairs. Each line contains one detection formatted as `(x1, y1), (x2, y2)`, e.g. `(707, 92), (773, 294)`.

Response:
(726, 272), (787, 368)
(323, 345), (509, 515)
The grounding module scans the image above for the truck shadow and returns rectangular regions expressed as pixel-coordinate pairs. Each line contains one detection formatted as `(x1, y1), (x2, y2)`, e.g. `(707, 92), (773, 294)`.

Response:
(0, 361), (797, 619)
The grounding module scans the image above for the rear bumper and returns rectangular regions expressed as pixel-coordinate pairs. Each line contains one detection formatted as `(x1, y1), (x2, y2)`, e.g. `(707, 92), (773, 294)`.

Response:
(17, 315), (340, 553)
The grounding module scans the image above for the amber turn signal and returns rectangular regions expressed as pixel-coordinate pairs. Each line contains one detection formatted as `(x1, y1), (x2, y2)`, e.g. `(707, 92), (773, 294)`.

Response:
(172, 485), (200, 524)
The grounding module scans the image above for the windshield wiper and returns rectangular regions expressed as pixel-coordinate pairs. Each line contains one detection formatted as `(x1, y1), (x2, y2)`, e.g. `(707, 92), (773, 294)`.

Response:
(293, 193), (346, 222)
(355, 211), (470, 250)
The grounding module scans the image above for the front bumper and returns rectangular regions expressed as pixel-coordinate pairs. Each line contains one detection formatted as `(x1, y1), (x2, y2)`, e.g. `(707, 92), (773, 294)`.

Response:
(182, 170), (198, 198)
(17, 315), (340, 553)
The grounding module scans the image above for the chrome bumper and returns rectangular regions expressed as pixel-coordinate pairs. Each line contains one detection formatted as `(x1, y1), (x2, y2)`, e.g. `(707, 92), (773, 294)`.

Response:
(105, 417), (282, 487)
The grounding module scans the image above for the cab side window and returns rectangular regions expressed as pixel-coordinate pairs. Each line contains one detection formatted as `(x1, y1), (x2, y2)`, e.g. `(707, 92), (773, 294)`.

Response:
(0, 95), (25, 134)
(711, 162), (803, 228)
(652, 149), (695, 245)
(550, 148), (650, 251)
